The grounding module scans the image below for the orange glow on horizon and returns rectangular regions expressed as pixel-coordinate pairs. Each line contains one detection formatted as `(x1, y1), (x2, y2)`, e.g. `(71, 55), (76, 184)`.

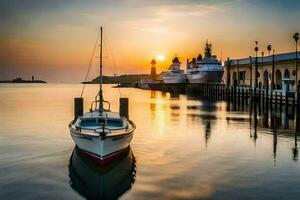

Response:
(0, 0), (298, 82)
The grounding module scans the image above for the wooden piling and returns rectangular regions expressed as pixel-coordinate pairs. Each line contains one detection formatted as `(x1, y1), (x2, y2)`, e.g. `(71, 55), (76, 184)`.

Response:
(231, 85), (234, 104)
(275, 92), (278, 113)
(297, 85), (300, 132)
(258, 90), (262, 116)
(262, 90), (265, 110)
(269, 89), (272, 111)
(119, 97), (129, 119)
(241, 87), (245, 107)
(292, 93), (296, 117)
(280, 92), (283, 113)
(74, 97), (83, 120)
(285, 92), (289, 116)
(233, 80), (237, 103)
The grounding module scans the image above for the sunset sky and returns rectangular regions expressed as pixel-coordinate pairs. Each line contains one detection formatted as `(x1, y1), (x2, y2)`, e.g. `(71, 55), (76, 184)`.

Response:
(0, 0), (300, 82)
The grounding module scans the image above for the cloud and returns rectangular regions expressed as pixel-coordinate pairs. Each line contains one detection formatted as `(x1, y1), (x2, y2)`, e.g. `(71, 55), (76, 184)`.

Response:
(114, 1), (228, 35)
(1, 0), (299, 81)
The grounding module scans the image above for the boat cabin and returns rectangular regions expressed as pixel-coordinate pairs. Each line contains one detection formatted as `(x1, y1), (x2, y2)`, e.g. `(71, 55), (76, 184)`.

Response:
(74, 111), (127, 130)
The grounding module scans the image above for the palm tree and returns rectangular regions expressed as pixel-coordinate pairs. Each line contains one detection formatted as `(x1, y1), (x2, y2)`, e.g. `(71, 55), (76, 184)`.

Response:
(293, 33), (299, 88)
(255, 41), (259, 53)
(261, 51), (264, 68)
(271, 49), (275, 90)
(294, 32), (300, 133)
(254, 41), (259, 89)
(267, 45), (272, 56)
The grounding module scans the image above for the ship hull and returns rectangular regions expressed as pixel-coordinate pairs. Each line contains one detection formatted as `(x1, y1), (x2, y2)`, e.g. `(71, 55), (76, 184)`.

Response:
(187, 70), (224, 83)
(163, 74), (186, 84)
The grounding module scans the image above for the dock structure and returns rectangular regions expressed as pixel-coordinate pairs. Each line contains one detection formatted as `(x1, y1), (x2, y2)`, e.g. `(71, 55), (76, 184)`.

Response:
(146, 50), (300, 133)
(224, 51), (300, 91)
(148, 82), (300, 132)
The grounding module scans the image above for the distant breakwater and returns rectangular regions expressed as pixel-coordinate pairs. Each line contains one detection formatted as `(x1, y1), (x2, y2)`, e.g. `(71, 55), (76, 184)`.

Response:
(0, 78), (46, 83)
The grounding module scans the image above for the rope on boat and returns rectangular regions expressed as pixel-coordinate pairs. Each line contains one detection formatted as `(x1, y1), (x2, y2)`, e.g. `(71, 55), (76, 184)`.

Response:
(80, 29), (100, 98)
(80, 29), (122, 98)
(104, 34), (122, 97)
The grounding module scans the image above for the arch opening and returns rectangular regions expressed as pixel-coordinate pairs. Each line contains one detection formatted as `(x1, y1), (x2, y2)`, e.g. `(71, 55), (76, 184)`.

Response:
(275, 70), (282, 90)
(263, 71), (269, 90)
(284, 69), (290, 79)
(232, 71), (237, 85)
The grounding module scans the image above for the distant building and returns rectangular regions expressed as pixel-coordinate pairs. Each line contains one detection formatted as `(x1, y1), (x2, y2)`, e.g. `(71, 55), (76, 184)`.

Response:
(150, 59), (157, 80)
(13, 78), (23, 82)
(138, 59), (161, 89)
(224, 51), (300, 92)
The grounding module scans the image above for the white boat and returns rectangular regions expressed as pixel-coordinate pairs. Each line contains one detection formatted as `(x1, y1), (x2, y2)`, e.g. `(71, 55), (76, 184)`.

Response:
(163, 57), (186, 84)
(69, 27), (136, 164)
(186, 41), (224, 83)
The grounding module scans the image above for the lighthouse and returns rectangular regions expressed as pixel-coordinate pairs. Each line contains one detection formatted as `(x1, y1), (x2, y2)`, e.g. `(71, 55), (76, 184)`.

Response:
(150, 58), (157, 80)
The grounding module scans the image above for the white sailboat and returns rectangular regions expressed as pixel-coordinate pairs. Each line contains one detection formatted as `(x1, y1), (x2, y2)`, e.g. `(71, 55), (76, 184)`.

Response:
(69, 27), (136, 164)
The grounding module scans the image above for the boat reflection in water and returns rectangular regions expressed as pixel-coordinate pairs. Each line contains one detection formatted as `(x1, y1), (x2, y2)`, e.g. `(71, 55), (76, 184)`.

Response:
(69, 147), (136, 200)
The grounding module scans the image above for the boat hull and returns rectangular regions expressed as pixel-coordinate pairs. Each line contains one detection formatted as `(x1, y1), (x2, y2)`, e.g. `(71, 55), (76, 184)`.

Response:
(68, 147), (136, 199)
(70, 130), (134, 163)
(163, 74), (186, 84)
(187, 70), (224, 83)
(77, 146), (132, 165)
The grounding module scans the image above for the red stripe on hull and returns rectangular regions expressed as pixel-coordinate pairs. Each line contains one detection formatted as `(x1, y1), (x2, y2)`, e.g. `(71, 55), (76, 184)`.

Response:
(77, 147), (130, 166)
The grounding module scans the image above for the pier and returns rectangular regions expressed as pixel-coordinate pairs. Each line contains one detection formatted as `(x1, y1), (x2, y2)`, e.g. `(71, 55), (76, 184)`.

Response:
(147, 82), (300, 133)
(143, 48), (300, 133)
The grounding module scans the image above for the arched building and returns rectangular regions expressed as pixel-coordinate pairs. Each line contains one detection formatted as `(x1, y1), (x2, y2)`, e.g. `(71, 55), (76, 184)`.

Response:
(224, 51), (299, 92)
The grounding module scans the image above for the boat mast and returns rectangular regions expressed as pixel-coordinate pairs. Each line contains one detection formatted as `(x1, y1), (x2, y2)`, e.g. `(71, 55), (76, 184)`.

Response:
(99, 27), (104, 112)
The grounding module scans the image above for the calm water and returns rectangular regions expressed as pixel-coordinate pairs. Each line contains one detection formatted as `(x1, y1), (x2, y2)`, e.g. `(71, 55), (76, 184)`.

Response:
(0, 84), (299, 200)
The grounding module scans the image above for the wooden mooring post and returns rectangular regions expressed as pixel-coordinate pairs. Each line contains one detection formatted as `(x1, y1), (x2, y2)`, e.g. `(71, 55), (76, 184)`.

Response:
(280, 92), (283, 114)
(241, 87), (245, 107)
(292, 92), (296, 117)
(74, 97), (83, 120)
(233, 80), (237, 104)
(119, 97), (129, 119)
(237, 86), (240, 106)
(275, 92), (278, 113)
(285, 92), (289, 116)
(296, 85), (300, 133)
(262, 90), (265, 110)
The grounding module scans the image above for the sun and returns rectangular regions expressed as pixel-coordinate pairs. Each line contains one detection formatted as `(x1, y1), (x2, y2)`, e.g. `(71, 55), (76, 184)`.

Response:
(156, 54), (165, 61)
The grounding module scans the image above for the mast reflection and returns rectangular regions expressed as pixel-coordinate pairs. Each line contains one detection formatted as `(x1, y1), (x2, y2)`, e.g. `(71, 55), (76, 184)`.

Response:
(170, 92), (180, 99)
(273, 124), (278, 166)
(293, 133), (298, 161)
(69, 147), (136, 200)
(252, 101), (258, 143)
(150, 90), (156, 99)
(205, 120), (211, 147)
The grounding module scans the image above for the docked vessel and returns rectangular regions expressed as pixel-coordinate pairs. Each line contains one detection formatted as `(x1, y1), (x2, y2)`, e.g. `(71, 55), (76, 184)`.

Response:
(163, 57), (186, 84)
(186, 41), (224, 83)
(69, 27), (136, 164)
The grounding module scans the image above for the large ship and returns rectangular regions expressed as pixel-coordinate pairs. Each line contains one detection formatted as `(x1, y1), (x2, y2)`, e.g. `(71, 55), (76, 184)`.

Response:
(163, 57), (186, 84)
(186, 41), (224, 83)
